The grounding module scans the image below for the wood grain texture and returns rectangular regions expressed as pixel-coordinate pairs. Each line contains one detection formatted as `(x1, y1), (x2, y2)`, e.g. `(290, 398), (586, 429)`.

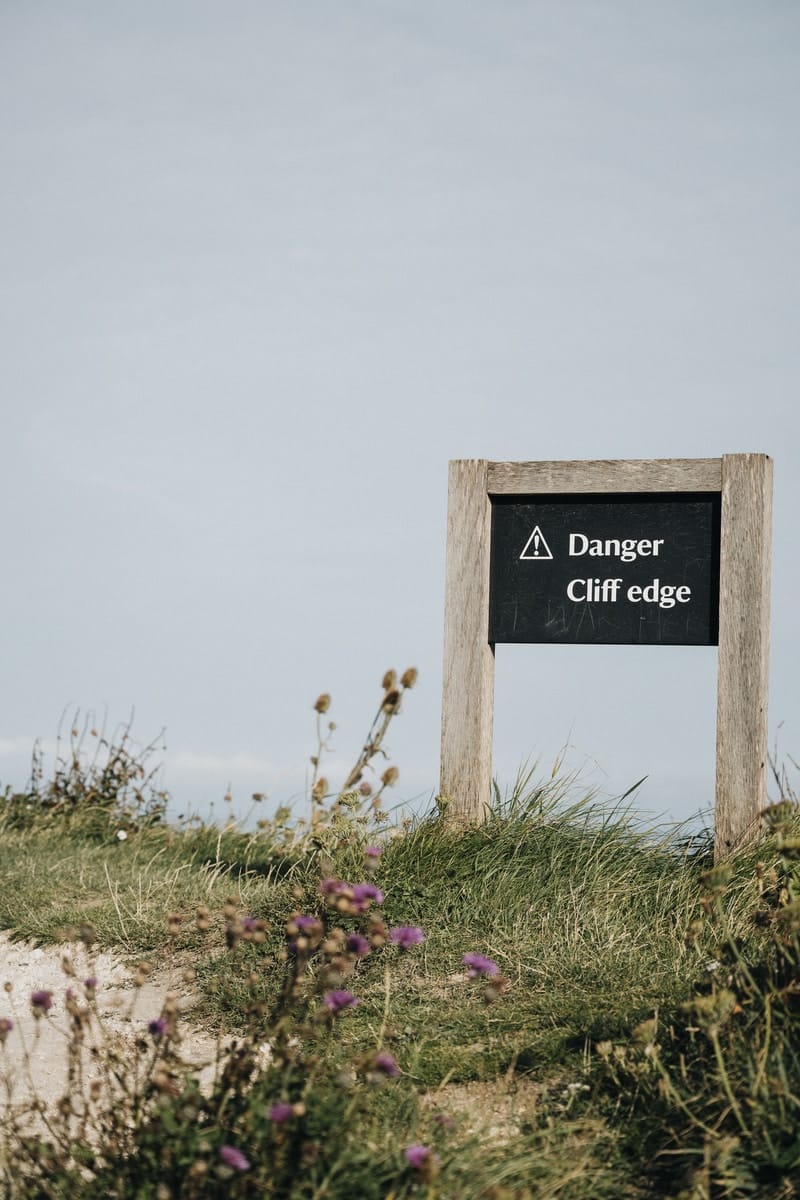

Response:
(440, 459), (495, 823)
(487, 458), (722, 495)
(715, 454), (773, 858)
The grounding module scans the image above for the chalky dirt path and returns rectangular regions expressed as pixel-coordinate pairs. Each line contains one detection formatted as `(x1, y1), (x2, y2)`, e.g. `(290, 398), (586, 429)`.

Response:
(0, 937), (541, 1151)
(0, 932), (220, 1117)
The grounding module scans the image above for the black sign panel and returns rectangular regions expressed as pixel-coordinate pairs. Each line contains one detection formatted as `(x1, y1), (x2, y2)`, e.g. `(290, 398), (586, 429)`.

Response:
(489, 493), (721, 645)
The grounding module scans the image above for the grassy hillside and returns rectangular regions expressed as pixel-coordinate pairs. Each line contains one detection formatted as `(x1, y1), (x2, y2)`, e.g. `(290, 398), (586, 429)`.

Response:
(0, 707), (799, 1198)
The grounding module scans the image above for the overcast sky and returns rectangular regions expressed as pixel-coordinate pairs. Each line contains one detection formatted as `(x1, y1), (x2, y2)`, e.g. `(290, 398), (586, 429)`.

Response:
(2, 3), (798, 831)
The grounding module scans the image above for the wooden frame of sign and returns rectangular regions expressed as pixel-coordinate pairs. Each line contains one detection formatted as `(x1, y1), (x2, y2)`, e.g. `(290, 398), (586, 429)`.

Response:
(439, 455), (772, 859)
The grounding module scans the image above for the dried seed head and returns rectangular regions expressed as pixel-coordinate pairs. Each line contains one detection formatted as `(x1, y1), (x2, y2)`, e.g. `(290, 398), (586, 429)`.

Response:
(382, 689), (401, 712)
(381, 669), (397, 691)
(381, 766), (399, 788)
(314, 693), (331, 714)
(400, 667), (418, 689)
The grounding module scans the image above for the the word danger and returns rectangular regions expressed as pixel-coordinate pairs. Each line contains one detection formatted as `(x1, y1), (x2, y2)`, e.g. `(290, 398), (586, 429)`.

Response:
(569, 533), (665, 562)
(566, 577), (692, 609)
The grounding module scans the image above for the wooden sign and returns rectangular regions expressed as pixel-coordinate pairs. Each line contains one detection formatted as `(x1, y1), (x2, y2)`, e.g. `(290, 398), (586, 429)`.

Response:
(439, 456), (772, 859)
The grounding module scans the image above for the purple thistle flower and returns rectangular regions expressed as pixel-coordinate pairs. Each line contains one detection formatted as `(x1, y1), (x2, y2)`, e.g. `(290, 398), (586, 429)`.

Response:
(319, 877), (342, 895)
(323, 989), (359, 1014)
(364, 845), (382, 858)
(84, 977), (98, 991)
(218, 1145), (251, 1172)
(148, 1017), (168, 1039)
(374, 1051), (401, 1077)
(462, 952), (500, 979)
(345, 933), (371, 957)
(389, 925), (425, 950)
(30, 990), (53, 1014)
(0, 1017), (13, 1043)
(351, 882), (384, 912)
(268, 1101), (294, 1123)
(242, 916), (259, 931)
(294, 915), (320, 931)
(405, 1144), (433, 1169)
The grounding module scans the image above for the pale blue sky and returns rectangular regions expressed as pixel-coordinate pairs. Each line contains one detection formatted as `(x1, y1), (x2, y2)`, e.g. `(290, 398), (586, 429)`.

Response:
(2, 3), (798, 827)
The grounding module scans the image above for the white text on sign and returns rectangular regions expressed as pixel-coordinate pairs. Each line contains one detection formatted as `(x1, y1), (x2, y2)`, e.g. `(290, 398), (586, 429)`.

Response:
(569, 533), (665, 561)
(566, 578), (692, 608)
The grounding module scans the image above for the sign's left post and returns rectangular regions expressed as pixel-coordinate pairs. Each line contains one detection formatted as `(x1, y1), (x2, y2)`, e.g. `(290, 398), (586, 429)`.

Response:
(439, 459), (494, 823)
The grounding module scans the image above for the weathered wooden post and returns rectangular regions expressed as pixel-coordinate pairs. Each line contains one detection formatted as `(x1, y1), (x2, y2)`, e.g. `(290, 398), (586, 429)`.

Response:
(439, 455), (773, 857)
(439, 459), (494, 824)
(714, 453), (773, 857)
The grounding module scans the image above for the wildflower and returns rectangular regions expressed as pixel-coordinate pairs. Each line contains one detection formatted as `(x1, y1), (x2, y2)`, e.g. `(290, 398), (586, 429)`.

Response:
(294, 915), (321, 932)
(373, 1051), (400, 1077)
(0, 1017), (13, 1044)
(463, 952), (500, 978)
(116, 830), (128, 841)
(352, 882), (384, 911)
(405, 1144), (438, 1170)
(323, 990), (359, 1014)
(148, 1018), (168, 1039)
(268, 1101), (294, 1123)
(345, 933), (371, 958)
(390, 926), (425, 950)
(84, 977), (98, 992)
(218, 1145), (251, 1172)
(30, 990), (53, 1016)
(365, 844), (381, 858)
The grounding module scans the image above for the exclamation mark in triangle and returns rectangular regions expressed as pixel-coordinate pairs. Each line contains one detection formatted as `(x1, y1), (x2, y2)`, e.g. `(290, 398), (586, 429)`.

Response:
(519, 525), (553, 560)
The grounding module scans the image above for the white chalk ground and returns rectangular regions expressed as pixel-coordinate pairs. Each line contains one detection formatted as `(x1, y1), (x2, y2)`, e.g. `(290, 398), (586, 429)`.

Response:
(0, 933), (221, 1117)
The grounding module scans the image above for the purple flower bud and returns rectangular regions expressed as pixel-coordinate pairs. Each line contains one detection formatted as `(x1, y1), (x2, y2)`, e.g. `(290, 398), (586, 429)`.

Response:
(84, 977), (98, 991)
(462, 952), (500, 978)
(405, 1144), (433, 1169)
(148, 1017), (168, 1039)
(268, 1101), (294, 1123)
(389, 925), (425, 950)
(323, 990), (359, 1014)
(351, 882), (384, 912)
(218, 1145), (251, 1172)
(364, 844), (382, 857)
(374, 1051), (401, 1077)
(30, 990), (53, 1014)
(294, 915), (320, 931)
(345, 933), (371, 957)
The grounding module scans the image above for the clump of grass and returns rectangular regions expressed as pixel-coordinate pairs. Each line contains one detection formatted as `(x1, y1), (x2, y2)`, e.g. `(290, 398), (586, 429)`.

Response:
(589, 800), (800, 1199)
(1, 710), (168, 840)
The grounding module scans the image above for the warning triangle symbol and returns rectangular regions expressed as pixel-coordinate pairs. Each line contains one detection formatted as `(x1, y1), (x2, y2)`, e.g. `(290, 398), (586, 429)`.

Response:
(519, 525), (553, 561)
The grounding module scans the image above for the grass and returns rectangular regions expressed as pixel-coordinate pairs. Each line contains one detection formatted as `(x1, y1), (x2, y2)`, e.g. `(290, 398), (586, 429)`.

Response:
(1, 701), (799, 1197)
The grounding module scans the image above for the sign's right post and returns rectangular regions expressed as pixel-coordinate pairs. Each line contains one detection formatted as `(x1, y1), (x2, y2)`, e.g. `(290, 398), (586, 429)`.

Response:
(715, 453), (773, 860)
